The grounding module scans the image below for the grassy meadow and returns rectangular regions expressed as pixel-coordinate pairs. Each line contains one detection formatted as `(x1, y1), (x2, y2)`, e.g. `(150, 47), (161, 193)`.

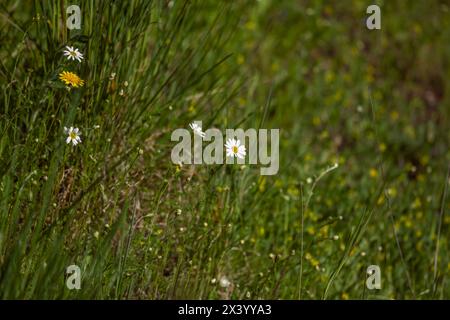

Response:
(0, 0), (449, 299)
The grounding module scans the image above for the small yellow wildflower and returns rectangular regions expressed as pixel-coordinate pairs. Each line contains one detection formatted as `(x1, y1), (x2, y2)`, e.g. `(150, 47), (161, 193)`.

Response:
(444, 216), (450, 225)
(412, 198), (422, 209)
(59, 71), (84, 87)
(312, 116), (321, 126)
(245, 20), (256, 30)
(188, 104), (196, 114)
(413, 24), (423, 35)
(271, 62), (279, 72)
(369, 168), (378, 178)
(258, 176), (266, 192)
(259, 227), (265, 236)
(416, 242), (423, 251)
(390, 111), (399, 121)
(404, 219), (413, 229)
(420, 155), (430, 165)
(387, 187), (397, 197)
(310, 257), (320, 267)
(287, 185), (299, 197)
(237, 54), (245, 65)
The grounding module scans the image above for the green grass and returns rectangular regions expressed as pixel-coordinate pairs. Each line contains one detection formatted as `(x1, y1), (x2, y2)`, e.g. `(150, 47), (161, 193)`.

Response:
(0, 0), (449, 299)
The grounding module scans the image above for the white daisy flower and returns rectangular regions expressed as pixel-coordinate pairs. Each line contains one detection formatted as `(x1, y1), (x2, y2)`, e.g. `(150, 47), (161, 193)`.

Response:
(63, 46), (84, 62)
(225, 138), (246, 159)
(64, 126), (82, 146)
(189, 122), (205, 138)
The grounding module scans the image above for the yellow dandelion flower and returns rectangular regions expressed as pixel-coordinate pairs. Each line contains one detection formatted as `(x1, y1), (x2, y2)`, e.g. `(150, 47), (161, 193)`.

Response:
(59, 71), (84, 87)
(369, 168), (378, 178)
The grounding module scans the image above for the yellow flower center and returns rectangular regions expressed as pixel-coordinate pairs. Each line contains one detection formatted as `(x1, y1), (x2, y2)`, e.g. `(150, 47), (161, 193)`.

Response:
(70, 132), (77, 139)
(232, 146), (238, 154)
